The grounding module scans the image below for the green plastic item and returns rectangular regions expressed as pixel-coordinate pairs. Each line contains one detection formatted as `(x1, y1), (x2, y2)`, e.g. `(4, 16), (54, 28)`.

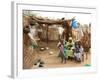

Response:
(84, 64), (91, 67)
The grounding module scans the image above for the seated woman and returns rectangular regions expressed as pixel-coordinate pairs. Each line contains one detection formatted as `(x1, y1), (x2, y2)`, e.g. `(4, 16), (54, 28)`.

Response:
(74, 41), (84, 62)
(66, 37), (74, 59)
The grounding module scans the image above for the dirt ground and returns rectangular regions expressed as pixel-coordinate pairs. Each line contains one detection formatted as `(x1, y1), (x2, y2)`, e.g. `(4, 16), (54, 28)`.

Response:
(26, 41), (91, 69)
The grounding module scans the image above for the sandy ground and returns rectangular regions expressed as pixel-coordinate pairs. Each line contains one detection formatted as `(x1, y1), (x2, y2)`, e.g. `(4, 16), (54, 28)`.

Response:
(27, 41), (91, 69)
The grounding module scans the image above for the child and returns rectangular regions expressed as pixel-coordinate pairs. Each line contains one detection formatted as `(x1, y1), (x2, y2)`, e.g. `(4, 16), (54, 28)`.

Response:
(64, 41), (68, 62)
(57, 40), (67, 63)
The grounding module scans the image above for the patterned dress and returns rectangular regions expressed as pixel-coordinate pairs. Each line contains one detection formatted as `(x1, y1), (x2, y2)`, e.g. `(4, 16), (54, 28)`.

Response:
(66, 42), (74, 57)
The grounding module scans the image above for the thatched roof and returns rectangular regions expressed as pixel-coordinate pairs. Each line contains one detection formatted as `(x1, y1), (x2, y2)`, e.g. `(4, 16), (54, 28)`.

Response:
(30, 16), (71, 25)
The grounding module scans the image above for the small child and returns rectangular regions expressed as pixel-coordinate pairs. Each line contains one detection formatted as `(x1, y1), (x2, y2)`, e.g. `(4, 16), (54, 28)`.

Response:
(57, 40), (67, 63)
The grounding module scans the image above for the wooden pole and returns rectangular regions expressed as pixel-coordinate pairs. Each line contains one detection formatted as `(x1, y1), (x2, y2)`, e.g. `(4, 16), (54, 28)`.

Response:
(46, 24), (49, 45)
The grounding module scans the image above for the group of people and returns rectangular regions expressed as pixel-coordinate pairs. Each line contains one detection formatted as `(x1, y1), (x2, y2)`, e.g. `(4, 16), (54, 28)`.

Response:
(57, 37), (84, 63)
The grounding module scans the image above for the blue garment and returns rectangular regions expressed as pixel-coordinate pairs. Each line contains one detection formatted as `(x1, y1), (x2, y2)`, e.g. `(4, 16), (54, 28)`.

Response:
(71, 19), (78, 29)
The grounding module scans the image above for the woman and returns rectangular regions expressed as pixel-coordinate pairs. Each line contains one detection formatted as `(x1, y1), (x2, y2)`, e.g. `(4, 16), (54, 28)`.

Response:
(74, 41), (84, 62)
(66, 37), (74, 59)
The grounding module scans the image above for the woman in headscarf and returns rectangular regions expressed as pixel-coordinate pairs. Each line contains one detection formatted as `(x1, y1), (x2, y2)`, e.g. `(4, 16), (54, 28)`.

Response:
(74, 41), (84, 62)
